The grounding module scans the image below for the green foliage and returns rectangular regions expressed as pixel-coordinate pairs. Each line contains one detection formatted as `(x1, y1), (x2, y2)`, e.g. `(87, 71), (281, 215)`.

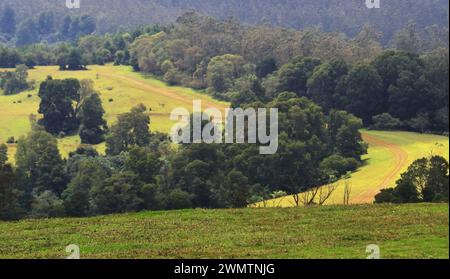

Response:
(306, 59), (348, 112)
(0, 144), (21, 220)
(0, 45), (21, 67)
(375, 156), (449, 204)
(371, 113), (403, 130)
(30, 190), (65, 218)
(78, 93), (107, 144)
(90, 171), (144, 214)
(38, 77), (81, 135)
(0, 5), (16, 35)
(15, 129), (68, 196)
(106, 104), (151, 155)
(62, 159), (109, 217)
(16, 19), (39, 47)
(0, 64), (29, 95)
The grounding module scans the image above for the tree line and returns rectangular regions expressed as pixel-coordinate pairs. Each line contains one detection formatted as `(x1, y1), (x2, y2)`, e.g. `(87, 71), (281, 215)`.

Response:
(0, 5), (96, 47)
(2, 13), (447, 133)
(0, 73), (367, 220)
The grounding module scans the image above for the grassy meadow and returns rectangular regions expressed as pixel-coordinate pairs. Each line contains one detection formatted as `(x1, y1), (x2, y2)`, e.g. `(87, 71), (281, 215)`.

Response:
(0, 203), (447, 259)
(0, 65), (228, 162)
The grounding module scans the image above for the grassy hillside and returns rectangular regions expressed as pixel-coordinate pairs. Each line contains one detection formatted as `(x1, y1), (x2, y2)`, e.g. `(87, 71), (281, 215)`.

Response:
(2, 0), (448, 42)
(0, 203), (447, 259)
(255, 130), (449, 207)
(0, 65), (228, 161)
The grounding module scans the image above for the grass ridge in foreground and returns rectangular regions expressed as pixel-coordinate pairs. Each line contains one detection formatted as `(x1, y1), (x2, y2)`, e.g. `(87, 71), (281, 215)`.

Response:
(0, 203), (448, 259)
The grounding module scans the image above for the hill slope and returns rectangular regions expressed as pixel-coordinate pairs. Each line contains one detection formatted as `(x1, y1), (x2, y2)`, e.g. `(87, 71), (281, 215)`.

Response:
(257, 130), (449, 207)
(0, 203), (447, 259)
(0, 65), (228, 160)
(2, 0), (449, 42)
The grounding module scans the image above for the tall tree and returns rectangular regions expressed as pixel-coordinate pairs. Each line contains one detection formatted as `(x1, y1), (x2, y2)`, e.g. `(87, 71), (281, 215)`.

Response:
(38, 78), (81, 135)
(15, 129), (67, 196)
(0, 144), (20, 220)
(16, 19), (39, 47)
(78, 93), (107, 144)
(106, 104), (151, 155)
(0, 6), (16, 35)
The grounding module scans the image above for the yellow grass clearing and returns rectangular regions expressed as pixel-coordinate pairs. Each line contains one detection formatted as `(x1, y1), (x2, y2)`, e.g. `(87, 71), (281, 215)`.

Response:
(254, 130), (449, 207)
(0, 65), (228, 162)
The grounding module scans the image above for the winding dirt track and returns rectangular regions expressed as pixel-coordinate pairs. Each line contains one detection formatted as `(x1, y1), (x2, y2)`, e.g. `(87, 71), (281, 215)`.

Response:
(100, 72), (229, 110)
(358, 133), (409, 202)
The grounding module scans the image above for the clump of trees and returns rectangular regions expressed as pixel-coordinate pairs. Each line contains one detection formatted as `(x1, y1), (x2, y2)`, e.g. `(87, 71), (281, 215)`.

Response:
(38, 77), (107, 143)
(375, 156), (449, 204)
(0, 64), (31, 95)
(0, 90), (369, 220)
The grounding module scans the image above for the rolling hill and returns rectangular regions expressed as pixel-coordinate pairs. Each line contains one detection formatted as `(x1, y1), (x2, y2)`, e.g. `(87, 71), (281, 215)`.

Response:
(0, 203), (448, 259)
(255, 130), (449, 206)
(1, 65), (449, 205)
(0, 65), (228, 161)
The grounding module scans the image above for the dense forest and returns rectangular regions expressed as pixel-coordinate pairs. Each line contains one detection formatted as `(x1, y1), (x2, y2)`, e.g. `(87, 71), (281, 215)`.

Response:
(1, 8), (449, 220)
(1, 0), (448, 44)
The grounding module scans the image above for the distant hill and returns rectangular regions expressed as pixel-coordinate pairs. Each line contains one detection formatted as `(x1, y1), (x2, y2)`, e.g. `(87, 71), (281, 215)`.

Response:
(1, 0), (449, 42)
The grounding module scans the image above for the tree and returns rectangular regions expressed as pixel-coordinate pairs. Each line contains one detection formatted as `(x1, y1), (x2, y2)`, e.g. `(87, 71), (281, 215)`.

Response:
(38, 78), (81, 135)
(0, 6), (16, 35)
(391, 22), (422, 54)
(207, 54), (246, 95)
(371, 113), (403, 130)
(62, 159), (109, 217)
(30, 190), (65, 218)
(60, 16), (72, 38)
(328, 110), (367, 160)
(79, 15), (96, 35)
(0, 64), (29, 95)
(38, 11), (55, 35)
(375, 156), (449, 204)
(256, 58), (278, 78)
(223, 170), (251, 208)
(90, 171), (144, 214)
(16, 19), (39, 47)
(423, 156), (449, 202)
(78, 93), (107, 144)
(0, 144), (21, 220)
(106, 104), (151, 155)
(342, 64), (384, 125)
(15, 129), (67, 196)
(124, 146), (162, 184)
(306, 60), (348, 112)
(277, 57), (321, 97)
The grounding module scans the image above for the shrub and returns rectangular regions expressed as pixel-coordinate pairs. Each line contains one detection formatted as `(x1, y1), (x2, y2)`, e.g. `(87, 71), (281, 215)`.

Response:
(371, 113), (403, 130)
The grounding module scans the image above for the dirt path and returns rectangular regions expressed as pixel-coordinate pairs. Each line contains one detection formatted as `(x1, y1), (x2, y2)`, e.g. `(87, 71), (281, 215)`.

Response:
(358, 133), (409, 202)
(101, 72), (228, 110)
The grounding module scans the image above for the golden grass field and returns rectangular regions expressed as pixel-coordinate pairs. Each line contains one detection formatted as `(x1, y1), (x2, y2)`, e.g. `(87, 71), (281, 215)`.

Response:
(255, 130), (449, 206)
(0, 65), (228, 161)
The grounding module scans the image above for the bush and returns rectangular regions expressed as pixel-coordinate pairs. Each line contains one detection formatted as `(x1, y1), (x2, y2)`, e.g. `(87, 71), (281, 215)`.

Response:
(320, 154), (360, 177)
(31, 191), (65, 218)
(371, 113), (403, 130)
(165, 189), (192, 210)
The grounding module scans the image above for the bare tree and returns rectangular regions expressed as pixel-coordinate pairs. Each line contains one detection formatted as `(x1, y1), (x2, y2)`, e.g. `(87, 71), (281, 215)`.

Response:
(300, 187), (320, 206)
(317, 183), (338, 205)
(343, 180), (352, 205)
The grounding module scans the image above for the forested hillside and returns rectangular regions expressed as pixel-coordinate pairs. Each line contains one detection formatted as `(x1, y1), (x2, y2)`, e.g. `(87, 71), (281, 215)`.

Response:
(1, 0), (448, 43)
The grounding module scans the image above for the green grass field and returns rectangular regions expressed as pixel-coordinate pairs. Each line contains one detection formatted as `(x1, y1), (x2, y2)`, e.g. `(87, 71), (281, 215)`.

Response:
(0, 203), (447, 259)
(0, 65), (228, 162)
(256, 130), (449, 206)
